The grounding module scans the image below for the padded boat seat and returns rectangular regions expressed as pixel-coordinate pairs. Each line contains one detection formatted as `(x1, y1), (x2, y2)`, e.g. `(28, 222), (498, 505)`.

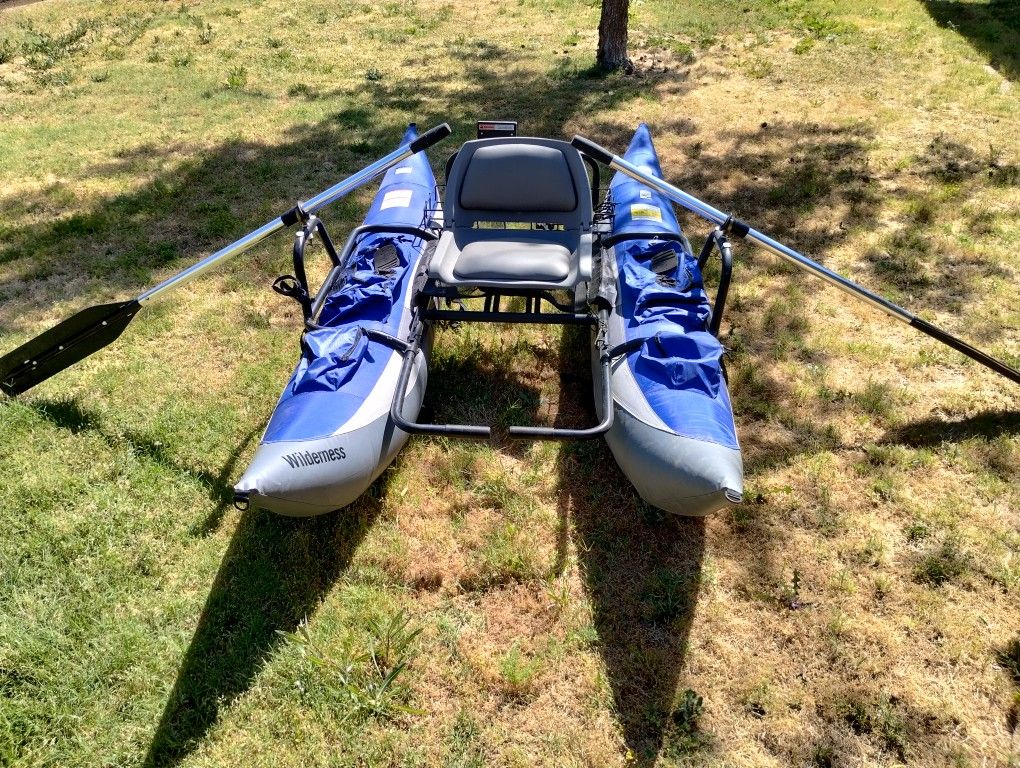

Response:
(427, 137), (593, 291)
(453, 240), (571, 281)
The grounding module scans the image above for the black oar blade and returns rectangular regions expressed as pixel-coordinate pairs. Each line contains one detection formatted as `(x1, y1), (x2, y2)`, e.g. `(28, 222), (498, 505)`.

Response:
(0, 300), (141, 396)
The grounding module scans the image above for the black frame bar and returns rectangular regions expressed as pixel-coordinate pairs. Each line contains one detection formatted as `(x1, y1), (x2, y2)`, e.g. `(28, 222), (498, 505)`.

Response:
(390, 291), (614, 440)
(697, 228), (734, 337)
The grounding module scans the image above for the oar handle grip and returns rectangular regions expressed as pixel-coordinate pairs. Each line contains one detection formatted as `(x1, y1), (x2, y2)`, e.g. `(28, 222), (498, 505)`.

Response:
(570, 135), (614, 166)
(410, 123), (453, 153)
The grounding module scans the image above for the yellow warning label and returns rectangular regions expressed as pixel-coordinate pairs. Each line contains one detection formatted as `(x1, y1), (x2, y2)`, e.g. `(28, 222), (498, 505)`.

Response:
(630, 203), (662, 222)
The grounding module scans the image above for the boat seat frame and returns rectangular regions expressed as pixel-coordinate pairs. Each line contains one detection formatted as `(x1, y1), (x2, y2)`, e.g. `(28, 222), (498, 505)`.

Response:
(389, 277), (615, 440)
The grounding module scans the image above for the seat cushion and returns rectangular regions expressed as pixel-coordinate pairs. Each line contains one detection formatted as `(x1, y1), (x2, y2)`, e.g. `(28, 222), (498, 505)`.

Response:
(452, 240), (571, 281)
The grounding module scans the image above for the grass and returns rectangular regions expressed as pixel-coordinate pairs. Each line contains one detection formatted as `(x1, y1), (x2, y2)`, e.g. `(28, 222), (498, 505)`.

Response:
(0, 0), (1018, 765)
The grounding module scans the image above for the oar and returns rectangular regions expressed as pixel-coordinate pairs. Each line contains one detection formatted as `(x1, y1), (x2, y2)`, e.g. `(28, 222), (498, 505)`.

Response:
(571, 135), (1020, 387)
(0, 123), (452, 396)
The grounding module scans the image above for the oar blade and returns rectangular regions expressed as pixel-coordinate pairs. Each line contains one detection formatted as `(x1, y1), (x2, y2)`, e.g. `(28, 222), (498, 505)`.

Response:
(0, 300), (141, 396)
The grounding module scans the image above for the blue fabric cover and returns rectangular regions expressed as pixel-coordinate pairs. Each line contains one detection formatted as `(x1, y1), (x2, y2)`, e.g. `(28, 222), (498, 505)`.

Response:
(612, 124), (739, 450)
(263, 125), (437, 443)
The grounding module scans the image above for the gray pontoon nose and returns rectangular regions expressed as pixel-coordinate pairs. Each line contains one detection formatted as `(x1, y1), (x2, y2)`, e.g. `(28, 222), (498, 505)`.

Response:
(235, 408), (405, 517)
(606, 406), (743, 517)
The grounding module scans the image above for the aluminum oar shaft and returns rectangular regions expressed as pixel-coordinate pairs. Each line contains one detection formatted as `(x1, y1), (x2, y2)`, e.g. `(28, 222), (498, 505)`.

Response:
(138, 143), (419, 305)
(571, 134), (1020, 386)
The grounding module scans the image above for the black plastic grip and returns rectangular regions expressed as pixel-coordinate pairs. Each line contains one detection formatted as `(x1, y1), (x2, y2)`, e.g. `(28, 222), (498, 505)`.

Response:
(409, 123), (452, 153)
(570, 135), (614, 166)
(722, 214), (750, 240)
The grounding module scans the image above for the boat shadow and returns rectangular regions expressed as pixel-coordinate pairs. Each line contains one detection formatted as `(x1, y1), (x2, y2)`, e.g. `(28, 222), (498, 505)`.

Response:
(23, 395), (379, 767)
(143, 490), (387, 767)
(555, 323), (707, 765)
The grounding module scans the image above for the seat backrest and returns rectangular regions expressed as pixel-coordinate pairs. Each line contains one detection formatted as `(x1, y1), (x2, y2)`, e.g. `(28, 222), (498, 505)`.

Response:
(445, 138), (593, 237)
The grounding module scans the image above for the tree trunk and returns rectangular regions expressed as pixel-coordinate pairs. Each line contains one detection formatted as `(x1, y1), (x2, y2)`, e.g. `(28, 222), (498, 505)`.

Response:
(596, 0), (631, 71)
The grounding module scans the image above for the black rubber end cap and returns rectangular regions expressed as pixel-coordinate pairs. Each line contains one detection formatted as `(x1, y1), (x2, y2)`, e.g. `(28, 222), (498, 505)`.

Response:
(570, 135), (614, 166)
(409, 123), (452, 153)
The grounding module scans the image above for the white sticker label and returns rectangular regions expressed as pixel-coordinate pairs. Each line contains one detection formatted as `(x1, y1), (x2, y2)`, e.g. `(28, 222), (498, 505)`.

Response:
(639, 189), (652, 199)
(380, 189), (413, 209)
(394, 167), (413, 175)
(630, 203), (662, 222)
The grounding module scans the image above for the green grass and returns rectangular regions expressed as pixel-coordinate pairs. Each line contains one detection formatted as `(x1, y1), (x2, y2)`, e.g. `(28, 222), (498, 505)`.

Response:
(1, 0), (1019, 765)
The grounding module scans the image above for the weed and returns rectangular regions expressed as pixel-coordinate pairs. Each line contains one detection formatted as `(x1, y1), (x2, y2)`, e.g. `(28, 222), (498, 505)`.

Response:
(642, 568), (696, 624)
(266, 36), (284, 49)
(794, 37), (815, 54)
(366, 67), (382, 81)
(874, 574), (892, 600)
(285, 610), (422, 721)
(197, 23), (215, 44)
(742, 680), (773, 718)
(813, 743), (835, 767)
(906, 520), (930, 541)
(172, 52), (192, 68)
(800, 12), (857, 40)
(544, 576), (571, 614)
(853, 379), (895, 419)
(857, 536), (886, 566)
(782, 568), (804, 609)
(745, 56), (773, 79)
(446, 710), (485, 767)
(474, 521), (537, 586)
(498, 643), (541, 697)
(224, 66), (247, 90)
(287, 82), (319, 100)
(0, 39), (15, 64)
(914, 535), (971, 586)
(662, 690), (710, 756)
(871, 474), (899, 503)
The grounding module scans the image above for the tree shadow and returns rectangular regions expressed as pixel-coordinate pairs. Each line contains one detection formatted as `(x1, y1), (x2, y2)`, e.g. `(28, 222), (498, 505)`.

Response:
(919, 0), (1019, 81)
(143, 491), (387, 767)
(556, 323), (706, 765)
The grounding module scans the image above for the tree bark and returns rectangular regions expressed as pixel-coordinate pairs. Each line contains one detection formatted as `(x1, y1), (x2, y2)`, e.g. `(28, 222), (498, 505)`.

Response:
(596, 0), (631, 71)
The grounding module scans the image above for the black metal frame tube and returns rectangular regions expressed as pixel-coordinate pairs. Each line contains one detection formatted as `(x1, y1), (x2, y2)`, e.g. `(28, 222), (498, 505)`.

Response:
(389, 328), (491, 439)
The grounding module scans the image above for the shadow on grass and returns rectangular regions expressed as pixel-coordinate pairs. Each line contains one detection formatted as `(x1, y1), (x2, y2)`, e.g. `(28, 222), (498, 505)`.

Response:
(143, 493), (386, 767)
(23, 394), (384, 767)
(556, 324), (707, 765)
(881, 409), (1020, 447)
(999, 637), (1020, 736)
(28, 396), (260, 529)
(920, 0), (1019, 81)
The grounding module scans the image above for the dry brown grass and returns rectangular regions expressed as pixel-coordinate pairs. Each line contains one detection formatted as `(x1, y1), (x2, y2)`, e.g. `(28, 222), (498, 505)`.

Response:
(0, 0), (1018, 766)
